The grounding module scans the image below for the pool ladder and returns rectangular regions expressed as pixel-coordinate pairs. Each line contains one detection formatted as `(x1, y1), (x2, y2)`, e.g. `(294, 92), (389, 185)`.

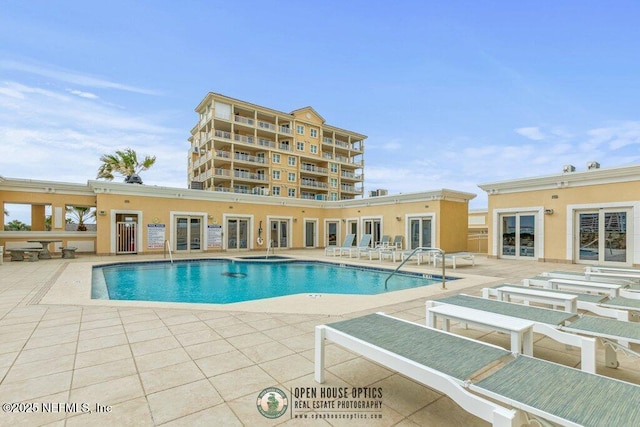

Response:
(265, 239), (274, 258)
(384, 247), (446, 290)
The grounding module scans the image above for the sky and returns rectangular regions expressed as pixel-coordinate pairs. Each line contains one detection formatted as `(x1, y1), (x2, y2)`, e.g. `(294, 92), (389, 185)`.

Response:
(2, 1), (640, 223)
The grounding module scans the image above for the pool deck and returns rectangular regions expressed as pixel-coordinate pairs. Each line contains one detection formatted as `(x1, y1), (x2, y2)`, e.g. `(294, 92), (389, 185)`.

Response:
(1, 250), (639, 426)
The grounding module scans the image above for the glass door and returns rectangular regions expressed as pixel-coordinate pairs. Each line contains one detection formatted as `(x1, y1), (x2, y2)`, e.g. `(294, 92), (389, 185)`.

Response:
(326, 221), (339, 247)
(409, 217), (432, 250)
(500, 214), (536, 258)
(347, 220), (358, 246)
(363, 219), (381, 247)
(577, 210), (628, 264)
(175, 216), (202, 252)
(227, 218), (249, 249)
(270, 220), (289, 248)
(304, 220), (316, 247)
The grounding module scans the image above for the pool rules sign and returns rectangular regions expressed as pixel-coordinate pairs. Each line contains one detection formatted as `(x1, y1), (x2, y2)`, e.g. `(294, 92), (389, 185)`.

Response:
(147, 224), (166, 249)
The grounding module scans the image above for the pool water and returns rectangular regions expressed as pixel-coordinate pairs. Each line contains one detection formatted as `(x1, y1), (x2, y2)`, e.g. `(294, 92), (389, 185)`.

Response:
(93, 259), (449, 304)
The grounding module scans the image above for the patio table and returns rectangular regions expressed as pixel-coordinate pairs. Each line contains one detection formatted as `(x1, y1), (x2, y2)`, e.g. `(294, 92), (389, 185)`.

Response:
(27, 239), (62, 259)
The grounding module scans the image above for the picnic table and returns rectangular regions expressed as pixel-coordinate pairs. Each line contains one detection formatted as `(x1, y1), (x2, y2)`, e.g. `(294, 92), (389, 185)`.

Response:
(27, 239), (62, 259)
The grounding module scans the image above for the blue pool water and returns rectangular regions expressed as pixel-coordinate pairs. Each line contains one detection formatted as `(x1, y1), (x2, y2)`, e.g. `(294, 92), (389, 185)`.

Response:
(92, 259), (450, 304)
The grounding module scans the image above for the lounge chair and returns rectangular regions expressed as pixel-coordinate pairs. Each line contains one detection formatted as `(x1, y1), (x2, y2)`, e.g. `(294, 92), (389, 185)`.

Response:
(325, 234), (355, 256)
(432, 252), (475, 269)
(340, 234), (372, 258)
(315, 312), (640, 426)
(391, 235), (403, 250)
(357, 235), (390, 260)
(435, 294), (640, 370)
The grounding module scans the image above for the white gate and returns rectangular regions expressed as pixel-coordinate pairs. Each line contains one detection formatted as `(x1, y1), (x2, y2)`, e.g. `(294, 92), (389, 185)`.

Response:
(116, 222), (137, 254)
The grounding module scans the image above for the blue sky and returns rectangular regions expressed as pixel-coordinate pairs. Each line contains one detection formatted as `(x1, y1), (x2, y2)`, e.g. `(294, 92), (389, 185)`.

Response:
(2, 1), (640, 222)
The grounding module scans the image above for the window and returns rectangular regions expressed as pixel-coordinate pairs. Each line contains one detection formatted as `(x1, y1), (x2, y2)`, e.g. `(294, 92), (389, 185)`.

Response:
(330, 178), (338, 188)
(272, 170), (281, 180)
(272, 153), (280, 163)
(330, 192), (338, 201)
(288, 156), (296, 166)
(288, 172), (296, 182)
(272, 186), (280, 196)
(288, 188), (296, 197)
(296, 141), (305, 151)
(310, 128), (318, 138)
(296, 125), (305, 135)
(330, 163), (338, 173)
(310, 144), (318, 154)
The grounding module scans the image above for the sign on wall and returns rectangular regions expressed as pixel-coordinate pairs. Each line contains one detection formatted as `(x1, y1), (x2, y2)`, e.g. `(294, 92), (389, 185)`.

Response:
(147, 224), (166, 249)
(207, 225), (222, 248)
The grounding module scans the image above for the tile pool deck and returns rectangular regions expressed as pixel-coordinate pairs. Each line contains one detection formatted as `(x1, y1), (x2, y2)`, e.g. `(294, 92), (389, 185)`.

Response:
(0, 251), (639, 426)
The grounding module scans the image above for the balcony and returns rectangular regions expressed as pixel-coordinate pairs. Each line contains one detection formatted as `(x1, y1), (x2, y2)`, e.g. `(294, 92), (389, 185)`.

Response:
(279, 125), (292, 135)
(257, 138), (275, 148)
(214, 129), (232, 140)
(234, 134), (255, 144)
(340, 171), (363, 181)
(213, 186), (232, 193)
(214, 168), (231, 179)
(301, 179), (328, 189)
(234, 171), (268, 182)
(322, 137), (333, 145)
(301, 164), (328, 174)
(258, 121), (276, 131)
(234, 115), (255, 126)
(341, 184), (361, 193)
(234, 152), (267, 165)
(335, 155), (363, 166)
(278, 143), (291, 151)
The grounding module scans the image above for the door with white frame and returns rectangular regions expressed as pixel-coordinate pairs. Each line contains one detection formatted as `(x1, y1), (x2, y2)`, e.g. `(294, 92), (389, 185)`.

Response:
(363, 218), (381, 247)
(408, 217), (433, 250)
(346, 219), (358, 246)
(325, 220), (339, 247)
(576, 209), (630, 264)
(270, 219), (289, 248)
(227, 218), (249, 250)
(304, 220), (317, 248)
(175, 216), (202, 252)
(500, 213), (536, 258)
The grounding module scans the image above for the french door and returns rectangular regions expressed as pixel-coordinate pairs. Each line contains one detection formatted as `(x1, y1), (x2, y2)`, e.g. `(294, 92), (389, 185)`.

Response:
(325, 221), (339, 247)
(227, 218), (249, 249)
(270, 219), (289, 248)
(304, 220), (316, 248)
(577, 210), (629, 264)
(409, 217), (432, 250)
(363, 218), (381, 247)
(346, 220), (358, 246)
(176, 216), (202, 252)
(500, 214), (535, 258)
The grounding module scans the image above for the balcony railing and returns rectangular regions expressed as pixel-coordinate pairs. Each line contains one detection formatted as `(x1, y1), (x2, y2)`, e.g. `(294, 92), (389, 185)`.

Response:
(214, 129), (232, 140)
(301, 164), (328, 174)
(335, 140), (350, 149)
(258, 121), (276, 131)
(279, 126), (292, 135)
(234, 152), (267, 164)
(214, 168), (231, 177)
(234, 171), (267, 181)
(234, 134), (255, 144)
(341, 184), (361, 193)
(322, 137), (333, 144)
(234, 115), (255, 126)
(257, 138), (275, 148)
(278, 143), (291, 151)
(301, 179), (328, 189)
(213, 186), (231, 193)
(215, 150), (231, 159)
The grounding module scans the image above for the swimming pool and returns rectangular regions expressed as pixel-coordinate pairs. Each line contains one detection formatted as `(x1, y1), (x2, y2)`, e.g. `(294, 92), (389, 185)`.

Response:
(92, 259), (451, 304)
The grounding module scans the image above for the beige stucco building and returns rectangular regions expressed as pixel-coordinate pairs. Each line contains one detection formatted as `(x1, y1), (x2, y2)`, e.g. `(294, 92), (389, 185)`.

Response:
(0, 175), (474, 256)
(479, 162), (640, 267)
(188, 93), (366, 201)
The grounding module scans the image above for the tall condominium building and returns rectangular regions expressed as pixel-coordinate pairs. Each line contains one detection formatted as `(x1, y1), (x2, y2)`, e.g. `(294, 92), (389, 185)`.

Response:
(188, 93), (366, 200)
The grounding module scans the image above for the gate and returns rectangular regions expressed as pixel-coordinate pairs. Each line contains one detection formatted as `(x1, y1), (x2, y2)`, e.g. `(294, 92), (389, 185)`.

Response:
(116, 222), (137, 254)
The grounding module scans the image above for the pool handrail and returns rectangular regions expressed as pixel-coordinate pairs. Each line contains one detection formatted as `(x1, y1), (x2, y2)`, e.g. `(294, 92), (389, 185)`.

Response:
(164, 239), (174, 264)
(385, 247), (446, 290)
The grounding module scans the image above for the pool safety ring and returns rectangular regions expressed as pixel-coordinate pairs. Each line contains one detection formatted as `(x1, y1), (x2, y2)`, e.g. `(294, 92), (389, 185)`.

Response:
(257, 237), (264, 246)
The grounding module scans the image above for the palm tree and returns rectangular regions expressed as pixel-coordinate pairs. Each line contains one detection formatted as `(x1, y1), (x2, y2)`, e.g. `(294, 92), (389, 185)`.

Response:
(5, 219), (30, 231)
(96, 148), (156, 184)
(66, 206), (96, 231)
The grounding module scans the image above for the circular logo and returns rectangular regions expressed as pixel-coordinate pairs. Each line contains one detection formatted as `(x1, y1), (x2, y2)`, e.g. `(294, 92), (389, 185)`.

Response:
(256, 387), (288, 419)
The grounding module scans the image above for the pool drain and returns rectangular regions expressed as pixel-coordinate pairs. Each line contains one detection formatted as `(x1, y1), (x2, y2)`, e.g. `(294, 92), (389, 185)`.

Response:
(222, 272), (247, 278)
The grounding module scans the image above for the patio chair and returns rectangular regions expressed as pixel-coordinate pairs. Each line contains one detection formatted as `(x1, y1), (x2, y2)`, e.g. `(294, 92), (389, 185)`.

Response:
(432, 252), (475, 269)
(391, 235), (403, 250)
(357, 235), (390, 260)
(315, 312), (640, 426)
(339, 234), (372, 258)
(435, 294), (640, 370)
(325, 234), (355, 256)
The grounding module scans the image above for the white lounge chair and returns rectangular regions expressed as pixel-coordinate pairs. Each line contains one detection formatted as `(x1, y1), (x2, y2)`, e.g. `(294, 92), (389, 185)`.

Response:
(357, 235), (390, 260)
(325, 234), (355, 256)
(432, 252), (475, 269)
(315, 312), (640, 426)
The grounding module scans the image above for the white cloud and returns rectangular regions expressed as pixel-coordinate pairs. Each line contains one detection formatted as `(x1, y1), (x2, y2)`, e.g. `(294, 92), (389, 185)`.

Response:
(515, 126), (545, 140)
(0, 59), (160, 95)
(68, 89), (99, 99)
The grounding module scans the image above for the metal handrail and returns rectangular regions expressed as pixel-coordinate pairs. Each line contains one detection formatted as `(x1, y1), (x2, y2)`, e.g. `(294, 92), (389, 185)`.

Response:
(384, 247), (446, 290)
(164, 240), (174, 264)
